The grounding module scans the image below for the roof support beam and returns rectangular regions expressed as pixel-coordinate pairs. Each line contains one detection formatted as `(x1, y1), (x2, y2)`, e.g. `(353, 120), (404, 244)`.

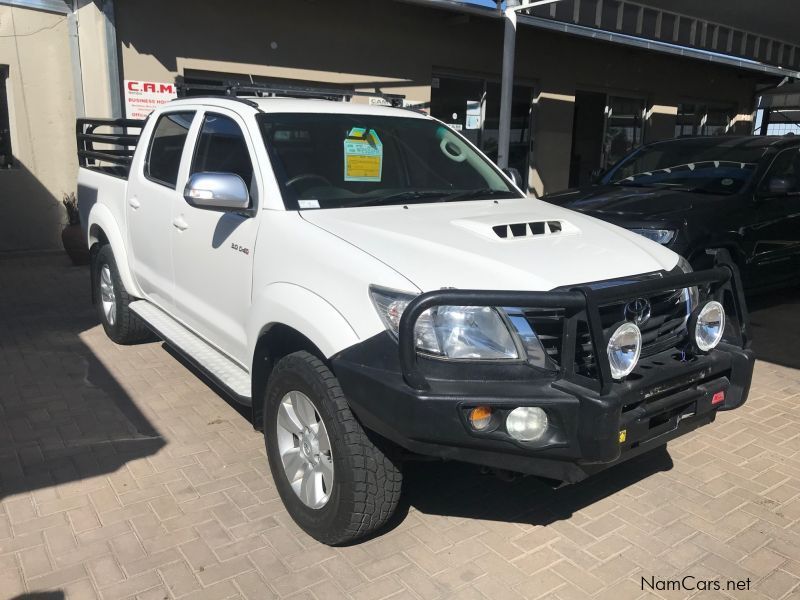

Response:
(498, 0), (563, 170)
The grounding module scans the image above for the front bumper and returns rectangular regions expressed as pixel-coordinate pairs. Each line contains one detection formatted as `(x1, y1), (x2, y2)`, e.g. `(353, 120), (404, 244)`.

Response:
(333, 336), (754, 483)
(332, 252), (755, 483)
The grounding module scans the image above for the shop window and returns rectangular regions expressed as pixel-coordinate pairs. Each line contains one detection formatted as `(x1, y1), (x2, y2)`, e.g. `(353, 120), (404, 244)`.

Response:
(675, 103), (701, 137)
(604, 96), (644, 168)
(705, 107), (733, 136)
(0, 66), (12, 169)
(569, 92), (645, 186)
(675, 103), (735, 136)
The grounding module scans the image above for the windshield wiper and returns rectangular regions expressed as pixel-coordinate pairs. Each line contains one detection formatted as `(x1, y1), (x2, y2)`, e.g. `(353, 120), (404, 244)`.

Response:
(656, 185), (718, 195)
(346, 190), (448, 207)
(612, 181), (718, 195)
(439, 188), (510, 202)
(342, 187), (512, 208)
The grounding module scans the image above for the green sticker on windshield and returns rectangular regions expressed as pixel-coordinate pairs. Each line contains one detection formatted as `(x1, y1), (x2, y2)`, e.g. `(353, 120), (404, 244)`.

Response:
(344, 128), (383, 182)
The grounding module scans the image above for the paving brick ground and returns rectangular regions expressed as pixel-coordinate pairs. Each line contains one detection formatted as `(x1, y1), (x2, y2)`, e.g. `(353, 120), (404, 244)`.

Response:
(1, 254), (799, 600)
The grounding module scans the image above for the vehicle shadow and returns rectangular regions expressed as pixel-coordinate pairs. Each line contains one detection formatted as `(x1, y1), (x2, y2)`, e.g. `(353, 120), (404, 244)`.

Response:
(0, 255), (165, 500)
(396, 446), (673, 527)
(747, 285), (800, 370)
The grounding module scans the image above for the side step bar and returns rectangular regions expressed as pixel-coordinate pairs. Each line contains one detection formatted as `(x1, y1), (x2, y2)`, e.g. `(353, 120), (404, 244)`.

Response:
(130, 301), (252, 404)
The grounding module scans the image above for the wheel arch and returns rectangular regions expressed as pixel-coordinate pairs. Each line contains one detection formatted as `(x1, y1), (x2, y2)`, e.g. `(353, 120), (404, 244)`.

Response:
(250, 324), (329, 430)
(86, 204), (140, 297)
(247, 283), (361, 429)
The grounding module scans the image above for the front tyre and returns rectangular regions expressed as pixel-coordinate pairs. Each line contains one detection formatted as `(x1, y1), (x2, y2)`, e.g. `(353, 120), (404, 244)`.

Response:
(93, 245), (152, 345)
(264, 351), (402, 545)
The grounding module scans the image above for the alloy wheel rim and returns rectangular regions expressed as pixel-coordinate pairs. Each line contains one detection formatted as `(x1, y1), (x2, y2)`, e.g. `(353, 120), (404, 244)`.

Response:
(99, 264), (117, 326)
(275, 390), (334, 509)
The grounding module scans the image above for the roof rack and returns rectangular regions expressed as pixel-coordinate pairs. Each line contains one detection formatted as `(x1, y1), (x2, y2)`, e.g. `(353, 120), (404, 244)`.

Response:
(175, 76), (406, 107)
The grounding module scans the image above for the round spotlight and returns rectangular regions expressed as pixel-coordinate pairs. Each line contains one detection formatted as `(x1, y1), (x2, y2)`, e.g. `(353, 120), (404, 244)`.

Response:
(693, 301), (725, 352)
(506, 407), (548, 442)
(607, 322), (642, 380)
(468, 406), (493, 431)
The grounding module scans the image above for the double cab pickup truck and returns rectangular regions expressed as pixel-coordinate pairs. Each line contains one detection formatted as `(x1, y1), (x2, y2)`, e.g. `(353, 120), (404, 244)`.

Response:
(78, 90), (754, 545)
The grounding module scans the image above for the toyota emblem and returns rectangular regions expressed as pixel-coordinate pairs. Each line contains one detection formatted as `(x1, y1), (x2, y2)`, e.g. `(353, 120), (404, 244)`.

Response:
(624, 298), (652, 326)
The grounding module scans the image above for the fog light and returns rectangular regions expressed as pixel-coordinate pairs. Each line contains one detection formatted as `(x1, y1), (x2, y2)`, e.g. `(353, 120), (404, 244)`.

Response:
(693, 301), (725, 352)
(469, 406), (493, 431)
(607, 322), (642, 380)
(506, 407), (548, 442)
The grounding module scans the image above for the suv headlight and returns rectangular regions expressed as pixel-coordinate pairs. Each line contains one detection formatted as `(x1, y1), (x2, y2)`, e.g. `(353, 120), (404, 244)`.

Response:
(369, 287), (519, 360)
(630, 228), (675, 245)
(631, 229), (675, 246)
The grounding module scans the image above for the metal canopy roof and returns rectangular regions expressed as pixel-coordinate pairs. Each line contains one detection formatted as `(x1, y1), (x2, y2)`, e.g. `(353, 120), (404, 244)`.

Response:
(398, 0), (799, 80)
(0, 0), (69, 14)
(636, 0), (800, 49)
(515, 12), (800, 81)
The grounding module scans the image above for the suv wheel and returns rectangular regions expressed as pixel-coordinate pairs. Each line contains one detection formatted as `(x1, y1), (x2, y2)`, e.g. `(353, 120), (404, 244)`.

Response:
(264, 351), (402, 545)
(93, 245), (152, 344)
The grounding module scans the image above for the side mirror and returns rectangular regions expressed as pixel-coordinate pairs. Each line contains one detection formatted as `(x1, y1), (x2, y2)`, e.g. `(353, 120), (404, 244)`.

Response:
(590, 168), (605, 184)
(184, 172), (251, 212)
(765, 176), (796, 197)
(502, 167), (524, 189)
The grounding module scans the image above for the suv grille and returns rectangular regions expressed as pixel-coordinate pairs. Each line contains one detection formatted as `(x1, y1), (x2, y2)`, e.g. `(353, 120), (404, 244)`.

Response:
(524, 287), (691, 378)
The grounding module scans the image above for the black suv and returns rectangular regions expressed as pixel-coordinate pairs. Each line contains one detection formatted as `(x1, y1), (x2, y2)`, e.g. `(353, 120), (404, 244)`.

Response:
(545, 136), (800, 293)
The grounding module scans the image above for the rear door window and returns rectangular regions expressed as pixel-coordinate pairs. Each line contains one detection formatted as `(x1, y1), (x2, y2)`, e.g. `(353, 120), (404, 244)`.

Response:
(146, 112), (195, 188)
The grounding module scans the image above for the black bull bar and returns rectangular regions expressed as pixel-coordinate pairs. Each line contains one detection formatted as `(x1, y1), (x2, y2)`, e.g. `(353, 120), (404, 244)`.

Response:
(398, 250), (749, 393)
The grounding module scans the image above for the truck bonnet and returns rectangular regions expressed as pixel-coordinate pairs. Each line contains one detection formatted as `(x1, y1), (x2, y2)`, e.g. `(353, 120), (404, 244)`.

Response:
(300, 197), (681, 292)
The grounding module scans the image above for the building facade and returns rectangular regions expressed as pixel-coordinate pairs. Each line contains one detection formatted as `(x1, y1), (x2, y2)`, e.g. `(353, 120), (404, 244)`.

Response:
(0, 0), (797, 252)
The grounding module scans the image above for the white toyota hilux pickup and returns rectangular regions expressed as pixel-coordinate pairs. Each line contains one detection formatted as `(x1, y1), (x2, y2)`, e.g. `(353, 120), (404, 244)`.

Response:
(78, 91), (754, 545)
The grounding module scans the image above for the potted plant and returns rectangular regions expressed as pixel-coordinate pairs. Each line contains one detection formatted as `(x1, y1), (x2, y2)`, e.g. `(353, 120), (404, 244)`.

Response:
(61, 192), (89, 265)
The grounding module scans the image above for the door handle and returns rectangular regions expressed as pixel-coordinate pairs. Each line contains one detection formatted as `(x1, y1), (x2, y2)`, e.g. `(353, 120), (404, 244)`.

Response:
(128, 197), (141, 209)
(172, 216), (189, 231)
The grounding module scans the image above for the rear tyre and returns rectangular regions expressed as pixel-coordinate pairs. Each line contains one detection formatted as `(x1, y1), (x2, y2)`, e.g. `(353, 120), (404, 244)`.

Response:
(93, 245), (152, 344)
(264, 351), (402, 545)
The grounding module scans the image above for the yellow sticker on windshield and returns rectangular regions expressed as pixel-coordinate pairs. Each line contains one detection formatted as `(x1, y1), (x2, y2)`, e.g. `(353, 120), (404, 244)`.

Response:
(344, 128), (383, 182)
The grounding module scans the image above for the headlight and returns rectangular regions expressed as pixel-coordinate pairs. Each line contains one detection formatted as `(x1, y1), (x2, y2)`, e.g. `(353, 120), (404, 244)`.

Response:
(369, 287), (519, 360)
(691, 301), (725, 352)
(677, 256), (700, 311)
(630, 228), (675, 245)
(607, 322), (642, 380)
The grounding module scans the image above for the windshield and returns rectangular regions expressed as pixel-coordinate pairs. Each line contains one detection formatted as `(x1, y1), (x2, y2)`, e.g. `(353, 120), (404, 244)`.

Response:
(257, 113), (522, 209)
(602, 138), (770, 195)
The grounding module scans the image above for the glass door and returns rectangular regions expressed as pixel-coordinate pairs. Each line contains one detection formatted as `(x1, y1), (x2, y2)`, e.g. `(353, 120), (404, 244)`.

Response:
(484, 81), (534, 181)
(430, 75), (485, 148)
(603, 96), (645, 169)
(430, 73), (534, 190)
